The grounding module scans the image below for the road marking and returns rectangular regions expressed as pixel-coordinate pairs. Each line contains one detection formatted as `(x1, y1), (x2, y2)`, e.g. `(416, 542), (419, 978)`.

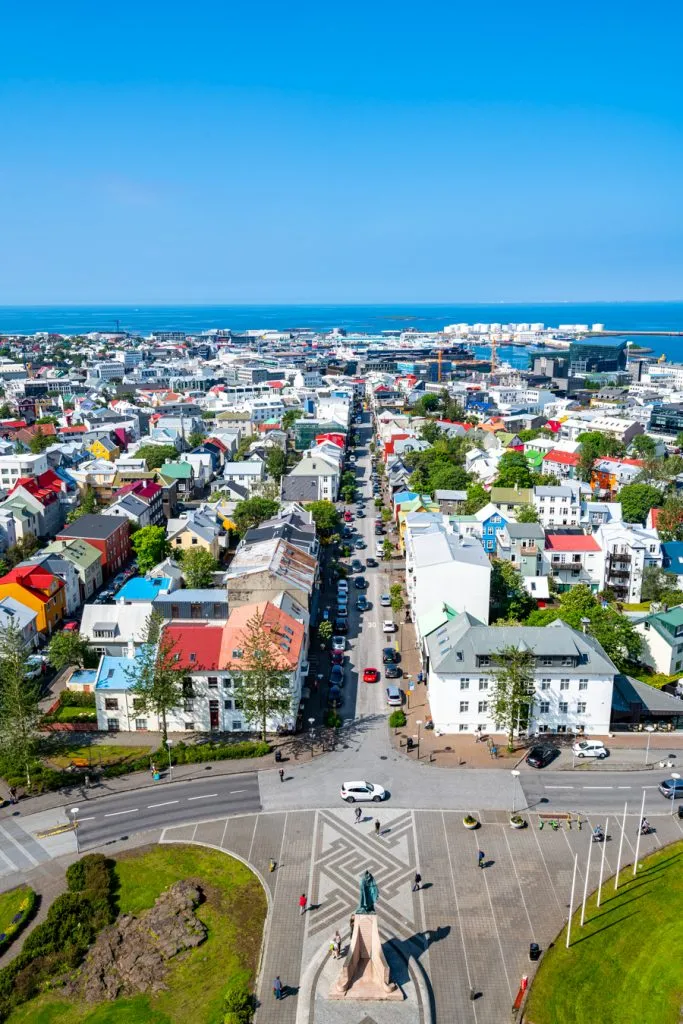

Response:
(583, 786), (613, 790)
(148, 801), (179, 808)
(544, 785), (574, 789)
(0, 824), (39, 866)
(617, 786), (632, 790)
(187, 793), (217, 801)
(79, 816), (96, 822)
(104, 808), (138, 817)
(229, 789), (246, 794)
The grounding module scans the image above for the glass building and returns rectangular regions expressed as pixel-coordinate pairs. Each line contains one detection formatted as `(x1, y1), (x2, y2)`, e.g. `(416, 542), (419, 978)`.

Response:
(568, 337), (626, 373)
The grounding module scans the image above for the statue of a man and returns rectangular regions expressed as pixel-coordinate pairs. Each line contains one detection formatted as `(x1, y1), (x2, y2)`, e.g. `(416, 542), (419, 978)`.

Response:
(356, 870), (379, 914)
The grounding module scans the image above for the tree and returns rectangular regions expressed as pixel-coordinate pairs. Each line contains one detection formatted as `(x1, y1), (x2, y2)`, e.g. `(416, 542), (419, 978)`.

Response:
(282, 409), (303, 431)
(3, 534), (39, 570)
(233, 497), (280, 536)
(47, 631), (93, 671)
(341, 485), (356, 504)
(618, 483), (662, 524)
(657, 496), (683, 542)
(305, 500), (340, 541)
(188, 430), (205, 450)
(413, 393), (440, 416)
(28, 428), (52, 454)
(67, 486), (97, 523)
(517, 429), (541, 442)
(136, 444), (178, 471)
(131, 525), (170, 572)
(631, 434), (657, 459)
(181, 547), (218, 588)
(382, 538), (394, 560)
(429, 463), (470, 493)
(676, 432), (683, 450)
(494, 451), (532, 489)
(230, 609), (294, 740)
(641, 566), (682, 606)
(390, 583), (404, 616)
(490, 559), (535, 622)
(490, 645), (536, 751)
(318, 619), (333, 644)
(577, 431), (625, 483)
(266, 447), (287, 482)
(419, 420), (443, 444)
(463, 483), (490, 514)
(0, 624), (41, 788)
(128, 612), (186, 740)
(515, 504), (539, 524)
(235, 434), (259, 461)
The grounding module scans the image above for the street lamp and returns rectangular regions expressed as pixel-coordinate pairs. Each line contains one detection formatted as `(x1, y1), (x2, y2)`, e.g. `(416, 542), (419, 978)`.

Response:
(415, 720), (422, 760)
(71, 807), (80, 854)
(510, 769), (521, 814)
(166, 739), (173, 782)
(308, 717), (316, 758)
(644, 725), (655, 766)
(671, 772), (680, 816)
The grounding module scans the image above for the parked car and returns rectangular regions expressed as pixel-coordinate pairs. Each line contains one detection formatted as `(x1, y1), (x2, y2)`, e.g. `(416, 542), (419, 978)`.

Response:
(385, 685), (403, 706)
(572, 740), (608, 759)
(330, 649), (344, 665)
(363, 667), (380, 683)
(328, 686), (344, 709)
(659, 777), (683, 799)
(62, 620), (79, 632)
(334, 617), (348, 634)
(380, 594), (391, 607)
(382, 647), (400, 664)
(384, 665), (403, 679)
(25, 655), (48, 679)
(329, 665), (344, 688)
(337, 579), (349, 593)
(343, 511), (353, 522)
(356, 510), (365, 518)
(526, 745), (557, 769)
(354, 577), (368, 589)
(351, 559), (364, 573)
(374, 525), (385, 535)
(357, 595), (369, 611)
(340, 781), (386, 803)
(332, 636), (346, 652)
(383, 620), (396, 633)
(365, 557), (378, 568)
(354, 538), (366, 550)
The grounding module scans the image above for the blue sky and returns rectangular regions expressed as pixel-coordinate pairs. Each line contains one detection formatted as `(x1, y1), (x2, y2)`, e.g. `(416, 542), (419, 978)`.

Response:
(1, 1), (682, 303)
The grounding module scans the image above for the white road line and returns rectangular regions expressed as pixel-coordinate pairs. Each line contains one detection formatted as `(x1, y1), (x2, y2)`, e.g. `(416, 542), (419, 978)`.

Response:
(187, 793), (217, 801)
(148, 801), (179, 808)
(0, 846), (16, 872)
(104, 808), (138, 818)
(79, 815), (96, 822)
(229, 789), (246, 794)
(582, 786), (613, 790)
(544, 785), (574, 789)
(0, 824), (39, 867)
(617, 786), (632, 790)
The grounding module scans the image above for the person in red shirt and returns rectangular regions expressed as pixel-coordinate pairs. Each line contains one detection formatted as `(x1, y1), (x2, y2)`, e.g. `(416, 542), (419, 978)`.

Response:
(299, 893), (307, 916)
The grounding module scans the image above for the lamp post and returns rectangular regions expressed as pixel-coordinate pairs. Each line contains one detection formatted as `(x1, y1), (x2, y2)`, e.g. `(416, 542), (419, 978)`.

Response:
(166, 739), (173, 782)
(415, 720), (422, 760)
(510, 770), (521, 815)
(644, 724), (655, 766)
(670, 772), (680, 817)
(308, 717), (316, 758)
(71, 807), (80, 855)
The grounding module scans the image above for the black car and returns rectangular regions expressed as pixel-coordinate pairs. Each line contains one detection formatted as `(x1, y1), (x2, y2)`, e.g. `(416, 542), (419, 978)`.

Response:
(382, 647), (400, 664)
(329, 665), (344, 688)
(374, 525), (385, 535)
(354, 577), (368, 589)
(384, 665), (403, 679)
(334, 617), (348, 634)
(526, 745), (557, 769)
(350, 559), (364, 573)
(328, 685), (343, 709)
(365, 557), (378, 568)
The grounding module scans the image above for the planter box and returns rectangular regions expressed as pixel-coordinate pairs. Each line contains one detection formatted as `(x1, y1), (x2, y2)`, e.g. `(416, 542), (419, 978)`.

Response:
(462, 818), (479, 830)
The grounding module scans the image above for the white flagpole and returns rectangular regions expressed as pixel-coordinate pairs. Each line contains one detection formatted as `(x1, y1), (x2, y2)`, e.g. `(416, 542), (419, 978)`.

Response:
(633, 789), (646, 877)
(580, 830), (593, 926)
(597, 817), (609, 908)
(566, 853), (578, 949)
(614, 802), (627, 892)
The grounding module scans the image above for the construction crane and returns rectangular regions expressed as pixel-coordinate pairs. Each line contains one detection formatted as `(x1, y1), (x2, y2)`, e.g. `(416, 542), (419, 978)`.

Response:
(437, 349), (443, 382)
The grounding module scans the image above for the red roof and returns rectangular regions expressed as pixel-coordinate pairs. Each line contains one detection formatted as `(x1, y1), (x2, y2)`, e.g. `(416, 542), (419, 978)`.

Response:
(205, 437), (228, 452)
(0, 565), (64, 600)
(545, 534), (600, 552)
(115, 480), (161, 501)
(597, 455), (644, 469)
(164, 624), (224, 671)
(383, 434), (410, 456)
(58, 424), (87, 434)
(544, 450), (580, 466)
(267, 380), (284, 389)
(10, 469), (63, 505)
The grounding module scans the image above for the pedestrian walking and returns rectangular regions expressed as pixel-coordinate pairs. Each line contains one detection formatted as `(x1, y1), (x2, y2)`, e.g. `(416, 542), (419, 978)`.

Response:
(374, 819), (381, 837)
(412, 872), (422, 892)
(478, 850), (485, 869)
(279, 768), (285, 783)
(8, 787), (17, 806)
(273, 976), (283, 1000)
(331, 929), (342, 959)
(299, 893), (307, 916)
(354, 807), (362, 824)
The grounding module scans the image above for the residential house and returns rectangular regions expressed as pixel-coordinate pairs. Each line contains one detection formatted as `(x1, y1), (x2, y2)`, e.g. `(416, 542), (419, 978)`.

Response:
(42, 538), (104, 600)
(226, 538), (316, 613)
(425, 616), (616, 736)
(280, 476), (322, 503)
(88, 436), (120, 462)
(533, 485), (582, 529)
(158, 460), (196, 498)
(152, 589), (229, 622)
(635, 607), (683, 676)
(109, 481), (164, 526)
(473, 503), (514, 556)
(24, 552), (81, 616)
(0, 510), (16, 553)
(496, 523), (547, 578)
(56, 514), (131, 578)
(545, 532), (602, 592)
(0, 596), (39, 648)
(241, 506), (318, 559)
(661, 541), (683, 590)
(101, 492), (153, 528)
(0, 564), (66, 634)
(490, 486), (533, 517)
(543, 449), (580, 480)
(167, 508), (224, 560)
(434, 490), (468, 515)
(596, 522), (662, 604)
(115, 576), (177, 604)
(287, 449), (340, 501)
(592, 457), (644, 499)
(81, 604), (153, 655)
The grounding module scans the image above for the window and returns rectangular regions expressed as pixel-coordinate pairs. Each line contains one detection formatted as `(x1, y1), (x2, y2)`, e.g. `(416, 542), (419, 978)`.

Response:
(104, 698), (118, 711)
(191, 537), (198, 545)
(577, 701), (587, 714)
(232, 721), (243, 731)
(459, 701), (469, 713)
(184, 721), (195, 731)
(479, 679), (488, 690)
(559, 702), (568, 714)
(135, 718), (147, 730)
(459, 724), (468, 731)
(541, 680), (550, 691)
(579, 680), (588, 690)
(183, 699), (194, 712)
(539, 701), (550, 714)
(538, 723), (549, 733)
(208, 677), (218, 689)
(560, 680), (569, 690)
(232, 649), (243, 659)
(224, 699), (233, 710)
(460, 679), (470, 690)
(542, 657), (552, 666)
(557, 724), (567, 733)
(478, 701), (488, 713)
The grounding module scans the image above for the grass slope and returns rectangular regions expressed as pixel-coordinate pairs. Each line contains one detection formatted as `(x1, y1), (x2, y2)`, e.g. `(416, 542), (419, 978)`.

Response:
(526, 841), (683, 1024)
(7, 846), (266, 1024)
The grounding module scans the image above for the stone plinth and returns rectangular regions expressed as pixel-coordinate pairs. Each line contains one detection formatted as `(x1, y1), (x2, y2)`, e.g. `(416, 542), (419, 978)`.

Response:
(328, 914), (402, 1001)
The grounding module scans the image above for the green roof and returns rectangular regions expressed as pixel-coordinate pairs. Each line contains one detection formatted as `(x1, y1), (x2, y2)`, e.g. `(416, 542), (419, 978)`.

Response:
(419, 602), (459, 638)
(651, 606), (683, 629)
(490, 487), (533, 504)
(159, 461), (192, 479)
(525, 450), (545, 468)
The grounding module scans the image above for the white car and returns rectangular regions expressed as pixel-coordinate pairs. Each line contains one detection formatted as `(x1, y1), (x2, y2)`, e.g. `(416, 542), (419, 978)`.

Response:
(383, 620), (396, 633)
(572, 740), (608, 759)
(380, 594), (391, 607)
(332, 636), (346, 652)
(26, 655), (47, 679)
(340, 780), (386, 803)
(385, 686), (403, 707)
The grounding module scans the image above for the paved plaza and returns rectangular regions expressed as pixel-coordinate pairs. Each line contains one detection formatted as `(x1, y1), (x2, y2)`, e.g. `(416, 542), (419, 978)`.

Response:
(160, 806), (683, 1023)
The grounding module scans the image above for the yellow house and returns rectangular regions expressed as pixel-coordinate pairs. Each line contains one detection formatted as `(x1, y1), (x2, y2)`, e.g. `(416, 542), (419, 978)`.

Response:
(396, 496), (439, 553)
(167, 515), (221, 560)
(88, 437), (121, 462)
(0, 565), (66, 634)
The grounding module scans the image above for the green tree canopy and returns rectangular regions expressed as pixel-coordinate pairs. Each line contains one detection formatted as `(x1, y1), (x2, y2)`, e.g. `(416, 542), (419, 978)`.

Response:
(230, 609), (294, 740)
(0, 624), (41, 788)
(490, 559), (535, 622)
(305, 500), (340, 541)
(180, 547), (219, 588)
(494, 451), (532, 489)
(656, 496), (683, 542)
(131, 525), (171, 572)
(419, 420), (443, 444)
(233, 497), (280, 536)
(490, 645), (536, 751)
(630, 434), (657, 459)
(282, 409), (303, 431)
(463, 483), (490, 514)
(517, 429), (541, 442)
(127, 612), (186, 740)
(576, 431), (625, 482)
(47, 631), (94, 671)
(28, 428), (53, 454)
(266, 447), (287, 482)
(413, 393), (440, 415)
(188, 430), (205, 449)
(136, 444), (178, 471)
(515, 504), (539, 523)
(618, 483), (663, 524)
(641, 565), (683, 606)
(66, 486), (98, 523)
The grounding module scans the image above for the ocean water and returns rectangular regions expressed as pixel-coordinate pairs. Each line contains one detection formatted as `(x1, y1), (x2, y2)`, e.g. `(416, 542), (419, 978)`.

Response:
(0, 302), (682, 363)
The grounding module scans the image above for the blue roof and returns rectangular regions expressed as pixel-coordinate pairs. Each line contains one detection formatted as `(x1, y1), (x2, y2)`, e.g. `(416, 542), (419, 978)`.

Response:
(95, 651), (145, 691)
(116, 577), (172, 602)
(662, 542), (683, 575)
(393, 491), (417, 504)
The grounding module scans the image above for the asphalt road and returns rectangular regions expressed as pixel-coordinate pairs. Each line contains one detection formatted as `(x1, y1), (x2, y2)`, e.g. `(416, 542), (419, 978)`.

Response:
(72, 772), (261, 848)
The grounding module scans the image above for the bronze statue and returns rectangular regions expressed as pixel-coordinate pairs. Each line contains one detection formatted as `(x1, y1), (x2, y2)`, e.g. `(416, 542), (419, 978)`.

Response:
(356, 870), (379, 914)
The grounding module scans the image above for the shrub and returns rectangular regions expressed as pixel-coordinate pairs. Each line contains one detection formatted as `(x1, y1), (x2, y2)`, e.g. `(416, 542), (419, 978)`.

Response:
(388, 710), (406, 728)
(58, 690), (96, 708)
(324, 710), (342, 728)
(223, 977), (254, 1024)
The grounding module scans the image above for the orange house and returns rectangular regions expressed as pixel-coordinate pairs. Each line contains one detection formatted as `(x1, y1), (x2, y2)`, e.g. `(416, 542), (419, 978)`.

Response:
(0, 565), (66, 635)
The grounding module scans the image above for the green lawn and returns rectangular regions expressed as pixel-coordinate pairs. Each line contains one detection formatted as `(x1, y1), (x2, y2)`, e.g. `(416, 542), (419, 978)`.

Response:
(7, 846), (267, 1024)
(526, 841), (683, 1024)
(0, 886), (33, 947)
(47, 744), (151, 769)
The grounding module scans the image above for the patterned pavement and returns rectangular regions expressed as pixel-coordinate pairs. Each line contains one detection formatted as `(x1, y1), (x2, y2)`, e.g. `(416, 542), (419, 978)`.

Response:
(160, 807), (683, 1024)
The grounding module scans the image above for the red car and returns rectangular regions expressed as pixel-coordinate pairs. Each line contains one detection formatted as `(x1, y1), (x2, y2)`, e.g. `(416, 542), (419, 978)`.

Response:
(363, 668), (380, 684)
(331, 650), (344, 665)
(63, 621), (79, 631)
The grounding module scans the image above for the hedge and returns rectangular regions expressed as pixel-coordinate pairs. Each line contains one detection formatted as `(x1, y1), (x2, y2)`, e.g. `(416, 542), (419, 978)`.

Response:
(0, 854), (114, 1021)
(0, 888), (36, 956)
(388, 710), (407, 728)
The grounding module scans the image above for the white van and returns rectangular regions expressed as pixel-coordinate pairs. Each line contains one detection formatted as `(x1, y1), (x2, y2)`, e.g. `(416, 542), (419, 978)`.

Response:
(572, 740), (608, 759)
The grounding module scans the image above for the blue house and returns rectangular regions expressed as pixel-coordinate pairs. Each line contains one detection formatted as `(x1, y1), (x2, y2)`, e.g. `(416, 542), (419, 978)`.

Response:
(662, 542), (683, 586)
(475, 502), (513, 555)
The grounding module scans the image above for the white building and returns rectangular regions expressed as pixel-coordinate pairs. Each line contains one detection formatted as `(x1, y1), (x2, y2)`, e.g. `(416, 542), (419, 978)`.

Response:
(0, 453), (49, 490)
(425, 616), (616, 737)
(533, 485), (582, 529)
(596, 522), (662, 604)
